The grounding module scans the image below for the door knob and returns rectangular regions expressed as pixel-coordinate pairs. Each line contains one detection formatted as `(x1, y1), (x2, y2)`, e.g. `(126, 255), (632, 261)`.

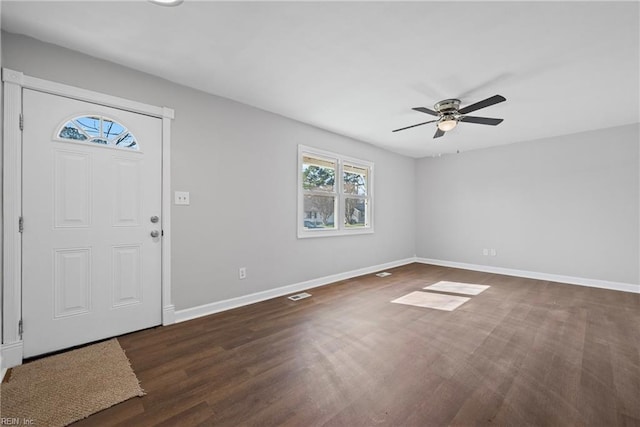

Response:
(150, 230), (160, 238)
(150, 215), (159, 223)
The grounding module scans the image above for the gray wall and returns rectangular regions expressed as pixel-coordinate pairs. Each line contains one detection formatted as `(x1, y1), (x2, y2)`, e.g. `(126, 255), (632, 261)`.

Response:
(2, 30), (638, 318)
(2, 32), (417, 310)
(415, 124), (640, 284)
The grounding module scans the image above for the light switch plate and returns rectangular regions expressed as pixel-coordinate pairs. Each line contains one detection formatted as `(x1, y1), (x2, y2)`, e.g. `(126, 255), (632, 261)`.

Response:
(175, 191), (190, 205)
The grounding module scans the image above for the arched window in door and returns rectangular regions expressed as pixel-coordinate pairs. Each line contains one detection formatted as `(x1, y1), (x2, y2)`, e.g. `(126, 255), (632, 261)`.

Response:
(57, 115), (139, 150)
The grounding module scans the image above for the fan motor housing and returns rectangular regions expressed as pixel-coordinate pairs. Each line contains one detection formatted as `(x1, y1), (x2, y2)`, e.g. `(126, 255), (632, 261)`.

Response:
(434, 99), (461, 113)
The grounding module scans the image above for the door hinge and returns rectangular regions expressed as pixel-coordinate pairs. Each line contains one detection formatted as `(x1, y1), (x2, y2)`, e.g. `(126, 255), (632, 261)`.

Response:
(19, 113), (24, 131)
(18, 216), (24, 233)
(18, 319), (23, 338)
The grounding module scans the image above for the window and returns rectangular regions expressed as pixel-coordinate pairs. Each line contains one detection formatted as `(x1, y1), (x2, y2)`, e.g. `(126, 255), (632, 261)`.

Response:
(57, 115), (139, 150)
(298, 145), (373, 238)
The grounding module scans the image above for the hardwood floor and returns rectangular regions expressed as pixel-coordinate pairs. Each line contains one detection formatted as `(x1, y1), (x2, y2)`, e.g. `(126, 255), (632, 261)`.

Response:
(72, 263), (639, 426)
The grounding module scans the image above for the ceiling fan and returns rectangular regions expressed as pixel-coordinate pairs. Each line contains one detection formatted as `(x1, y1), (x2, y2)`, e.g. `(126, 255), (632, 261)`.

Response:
(392, 95), (506, 138)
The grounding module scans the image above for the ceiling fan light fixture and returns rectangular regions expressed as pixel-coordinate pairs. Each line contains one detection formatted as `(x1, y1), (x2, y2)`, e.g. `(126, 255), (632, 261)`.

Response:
(392, 95), (506, 136)
(149, 0), (184, 6)
(437, 117), (458, 132)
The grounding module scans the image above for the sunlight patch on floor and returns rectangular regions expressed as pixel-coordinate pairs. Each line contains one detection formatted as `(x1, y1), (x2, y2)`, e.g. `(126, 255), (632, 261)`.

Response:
(391, 291), (470, 311)
(423, 281), (490, 295)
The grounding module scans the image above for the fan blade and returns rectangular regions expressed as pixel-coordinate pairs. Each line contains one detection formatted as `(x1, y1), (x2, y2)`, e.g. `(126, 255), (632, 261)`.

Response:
(412, 107), (439, 116)
(392, 120), (438, 133)
(433, 128), (445, 139)
(458, 95), (506, 114)
(459, 116), (504, 126)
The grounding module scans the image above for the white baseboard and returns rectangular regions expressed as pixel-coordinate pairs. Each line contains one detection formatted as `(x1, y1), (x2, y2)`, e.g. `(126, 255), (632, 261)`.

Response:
(1, 341), (24, 369)
(1, 368), (6, 382)
(416, 257), (640, 294)
(174, 256), (638, 324)
(175, 257), (415, 323)
(162, 304), (176, 325)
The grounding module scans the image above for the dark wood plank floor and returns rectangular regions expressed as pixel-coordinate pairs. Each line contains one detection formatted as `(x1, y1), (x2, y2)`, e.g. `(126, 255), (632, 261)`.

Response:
(71, 263), (639, 426)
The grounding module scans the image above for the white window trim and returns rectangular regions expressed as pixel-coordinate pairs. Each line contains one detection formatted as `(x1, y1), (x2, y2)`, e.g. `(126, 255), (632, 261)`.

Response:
(298, 145), (374, 238)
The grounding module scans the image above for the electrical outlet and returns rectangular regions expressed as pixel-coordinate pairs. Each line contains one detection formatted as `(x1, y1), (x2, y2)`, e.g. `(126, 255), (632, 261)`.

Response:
(490, 248), (497, 256)
(175, 191), (190, 205)
(239, 267), (247, 280)
(482, 248), (489, 256)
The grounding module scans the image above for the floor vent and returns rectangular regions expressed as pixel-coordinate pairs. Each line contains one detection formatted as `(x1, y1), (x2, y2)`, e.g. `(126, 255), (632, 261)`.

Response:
(376, 272), (392, 277)
(288, 292), (312, 301)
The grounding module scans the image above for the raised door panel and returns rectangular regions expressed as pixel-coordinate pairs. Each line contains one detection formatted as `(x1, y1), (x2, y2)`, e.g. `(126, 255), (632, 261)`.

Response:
(54, 248), (92, 318)
(112, 157), (141, 227)
(54, 150), (91, 228)
(112, 245), (142, 308)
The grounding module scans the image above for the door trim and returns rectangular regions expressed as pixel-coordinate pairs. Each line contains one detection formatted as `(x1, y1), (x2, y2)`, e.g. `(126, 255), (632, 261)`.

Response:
(2, 68), (175, 368)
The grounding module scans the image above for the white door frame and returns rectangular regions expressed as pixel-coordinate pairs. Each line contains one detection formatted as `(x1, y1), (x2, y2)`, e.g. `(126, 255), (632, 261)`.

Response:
(2, 68), (175, 368)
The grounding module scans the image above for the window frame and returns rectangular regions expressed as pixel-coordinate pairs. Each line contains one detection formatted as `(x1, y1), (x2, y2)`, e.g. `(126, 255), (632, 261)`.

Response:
(298, 145), (374, 238)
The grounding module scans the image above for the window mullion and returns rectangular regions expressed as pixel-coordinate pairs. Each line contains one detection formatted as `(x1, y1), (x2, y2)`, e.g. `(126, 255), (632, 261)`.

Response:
(337, 159), (342, 230)
(303, 190), (337, 197)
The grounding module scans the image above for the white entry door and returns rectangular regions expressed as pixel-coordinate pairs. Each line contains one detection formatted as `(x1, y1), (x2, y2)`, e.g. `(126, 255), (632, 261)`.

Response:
(22, 89), (163, 358)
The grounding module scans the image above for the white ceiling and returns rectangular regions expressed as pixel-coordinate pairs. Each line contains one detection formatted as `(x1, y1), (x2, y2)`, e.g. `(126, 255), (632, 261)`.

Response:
(2, 1), (638, 157)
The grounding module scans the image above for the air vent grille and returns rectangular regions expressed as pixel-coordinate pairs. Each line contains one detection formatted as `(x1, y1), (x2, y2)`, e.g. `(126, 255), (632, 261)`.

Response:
(288, 292), (312, 301)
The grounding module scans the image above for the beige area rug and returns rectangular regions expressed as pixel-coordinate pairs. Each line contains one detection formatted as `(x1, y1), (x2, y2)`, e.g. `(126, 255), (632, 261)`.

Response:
(391, 290), (470, 311)
(424, 281), (490, 295)
(1, 339), (144, 427)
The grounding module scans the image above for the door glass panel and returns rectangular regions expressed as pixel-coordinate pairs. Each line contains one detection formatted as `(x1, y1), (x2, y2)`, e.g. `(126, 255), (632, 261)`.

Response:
(102, 118), (126, 139)
(59, 121), (88, 141)
(115, 133), (138, 149)
(57, 115), (139, 150)
(75, 116), (101, 137)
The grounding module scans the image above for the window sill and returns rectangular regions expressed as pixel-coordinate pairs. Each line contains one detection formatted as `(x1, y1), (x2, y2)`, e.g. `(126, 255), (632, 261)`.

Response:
(297, 227), (374, 239)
